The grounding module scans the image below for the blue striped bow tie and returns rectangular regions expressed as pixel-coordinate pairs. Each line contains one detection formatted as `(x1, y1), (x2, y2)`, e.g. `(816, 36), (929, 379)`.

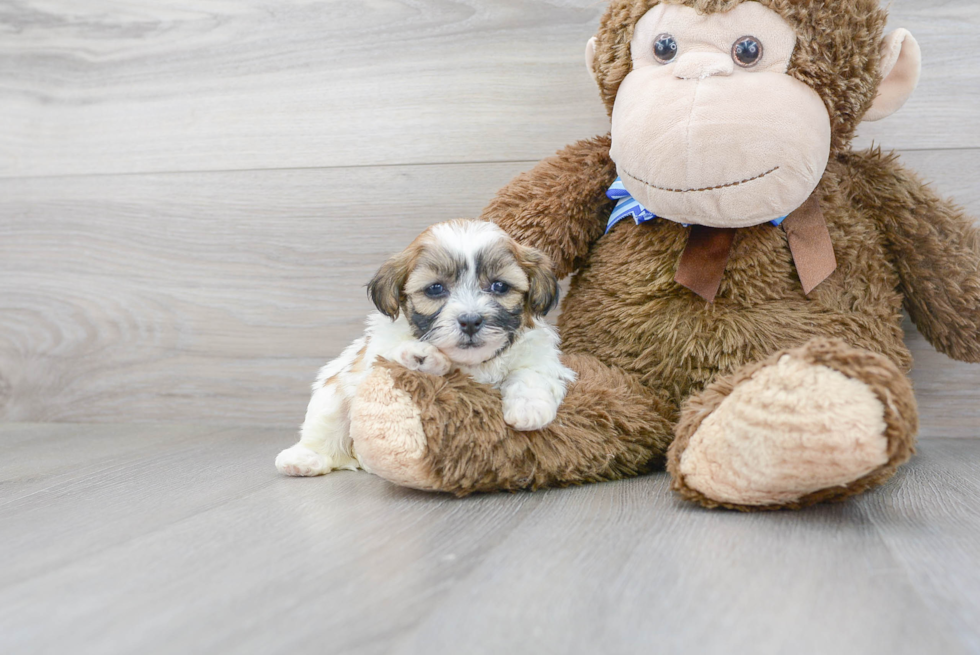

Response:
(605, 177), (786, 233)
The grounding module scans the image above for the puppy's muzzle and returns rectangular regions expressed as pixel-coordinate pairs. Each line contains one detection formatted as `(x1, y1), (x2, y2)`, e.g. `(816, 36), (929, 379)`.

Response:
(457, 313), (484, 337)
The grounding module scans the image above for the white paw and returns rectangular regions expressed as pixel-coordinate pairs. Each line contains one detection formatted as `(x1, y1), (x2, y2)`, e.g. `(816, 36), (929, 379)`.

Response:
(392, 341), (452, 376)
(503, 393), (559, 431)
(276, 444), (331, 477)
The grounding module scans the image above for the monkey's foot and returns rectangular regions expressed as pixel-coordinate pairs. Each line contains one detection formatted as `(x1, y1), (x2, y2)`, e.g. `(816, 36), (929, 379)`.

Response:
(667, 339), (917, 510)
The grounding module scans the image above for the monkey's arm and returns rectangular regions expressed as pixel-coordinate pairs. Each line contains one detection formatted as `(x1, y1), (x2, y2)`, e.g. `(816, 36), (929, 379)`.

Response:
(847, 149), (980, 363)
(480, 134), (617, 278)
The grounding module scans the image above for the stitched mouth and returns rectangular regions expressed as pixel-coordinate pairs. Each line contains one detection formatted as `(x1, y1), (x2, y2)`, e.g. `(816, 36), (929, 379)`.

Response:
(622, 166), (779, 194)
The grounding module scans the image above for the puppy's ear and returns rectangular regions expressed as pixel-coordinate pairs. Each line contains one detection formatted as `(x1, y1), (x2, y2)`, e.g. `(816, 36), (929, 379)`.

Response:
(367, 250), (413, 319)
(517, 244), (561, 316)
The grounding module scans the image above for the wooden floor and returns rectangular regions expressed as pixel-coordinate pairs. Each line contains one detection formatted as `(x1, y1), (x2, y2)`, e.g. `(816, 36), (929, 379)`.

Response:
(1, 423), (979, 655)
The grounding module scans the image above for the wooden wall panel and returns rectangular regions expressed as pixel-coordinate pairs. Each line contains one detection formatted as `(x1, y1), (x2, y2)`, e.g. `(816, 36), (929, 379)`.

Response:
(1, 149), (978, 433)
(0, 0), (977, 434)
(0, 163), (522, 424)
(0, 0), (977, 177)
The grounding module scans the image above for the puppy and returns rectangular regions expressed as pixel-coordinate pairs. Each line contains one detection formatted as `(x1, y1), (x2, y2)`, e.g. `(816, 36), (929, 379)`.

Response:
(275, 219), (577, 477)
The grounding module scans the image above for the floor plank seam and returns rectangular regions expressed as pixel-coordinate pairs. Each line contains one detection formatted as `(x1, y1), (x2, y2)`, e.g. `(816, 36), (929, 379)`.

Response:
(0, 158), (551, 183)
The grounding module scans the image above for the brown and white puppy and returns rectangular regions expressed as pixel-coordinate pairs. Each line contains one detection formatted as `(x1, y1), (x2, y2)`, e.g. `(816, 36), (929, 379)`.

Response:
(276, 219), (576, 477)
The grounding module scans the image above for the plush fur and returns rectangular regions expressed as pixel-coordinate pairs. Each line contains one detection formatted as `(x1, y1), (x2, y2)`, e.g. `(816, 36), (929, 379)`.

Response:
(667, 338), (918, 510)
(352, 353), (675, 495)
(346, 0), (979, 509)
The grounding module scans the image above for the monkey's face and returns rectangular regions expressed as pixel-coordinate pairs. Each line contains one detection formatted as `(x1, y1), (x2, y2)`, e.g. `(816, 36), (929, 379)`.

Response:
(607, 2), (831, 228)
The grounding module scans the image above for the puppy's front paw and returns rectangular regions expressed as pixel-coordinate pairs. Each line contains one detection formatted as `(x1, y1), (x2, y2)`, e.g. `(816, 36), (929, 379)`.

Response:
(503, 393), (559, 431)
(392, 341), (452, 376)
(276, 444), (331, 477)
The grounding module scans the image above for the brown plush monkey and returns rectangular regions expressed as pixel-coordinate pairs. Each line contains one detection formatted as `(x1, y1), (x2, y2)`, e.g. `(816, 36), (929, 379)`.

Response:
(348, 0), (980, 510)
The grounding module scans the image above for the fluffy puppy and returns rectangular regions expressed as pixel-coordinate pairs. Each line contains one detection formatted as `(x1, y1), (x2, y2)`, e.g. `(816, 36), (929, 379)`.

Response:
(275, 219), (577, 477)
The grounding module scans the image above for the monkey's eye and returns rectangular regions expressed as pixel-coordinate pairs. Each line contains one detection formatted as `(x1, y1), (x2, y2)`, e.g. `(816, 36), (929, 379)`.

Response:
(424, 283), (447, 298)
(732, 36), (763, 68)
(488, 281), (510, 295)
(653, 34), (678, 64)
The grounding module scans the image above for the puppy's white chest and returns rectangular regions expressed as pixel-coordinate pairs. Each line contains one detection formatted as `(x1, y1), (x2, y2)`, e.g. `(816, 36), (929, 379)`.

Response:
(457, 358), (510, 388)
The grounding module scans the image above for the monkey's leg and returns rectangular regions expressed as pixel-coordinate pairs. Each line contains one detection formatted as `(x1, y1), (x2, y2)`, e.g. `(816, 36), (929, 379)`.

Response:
(667, 338), (917, 511)
(348, 354), (675, 495)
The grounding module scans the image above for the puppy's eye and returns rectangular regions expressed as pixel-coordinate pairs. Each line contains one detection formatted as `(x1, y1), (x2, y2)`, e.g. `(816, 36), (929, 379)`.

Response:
(488, 281), (510, 294)
(424, 283), (447, 298)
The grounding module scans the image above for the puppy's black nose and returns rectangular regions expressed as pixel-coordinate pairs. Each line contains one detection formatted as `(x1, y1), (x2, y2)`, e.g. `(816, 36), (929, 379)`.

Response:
(457, 313), (484, 336)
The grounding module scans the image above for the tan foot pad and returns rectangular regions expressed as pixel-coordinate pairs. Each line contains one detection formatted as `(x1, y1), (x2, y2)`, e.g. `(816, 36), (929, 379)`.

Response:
(678, 354), (889, 506)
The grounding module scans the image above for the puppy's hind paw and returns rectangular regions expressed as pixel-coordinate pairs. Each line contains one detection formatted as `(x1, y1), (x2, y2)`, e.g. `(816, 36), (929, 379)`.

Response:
(276, 444), (331, 477)
(392, 341), (452, 376)
(503, 394), (559, 431)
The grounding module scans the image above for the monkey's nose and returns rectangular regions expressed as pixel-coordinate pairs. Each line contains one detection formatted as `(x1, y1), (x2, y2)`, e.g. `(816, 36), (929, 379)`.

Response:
(457, 313), (484, 336)
(673, 52), (734, 80)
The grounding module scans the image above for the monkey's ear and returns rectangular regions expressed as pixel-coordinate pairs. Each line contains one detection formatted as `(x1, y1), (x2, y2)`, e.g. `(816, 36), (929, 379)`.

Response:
(367, 251), (411, 319)
(585, 36), (598, 84)
(864, 29), (921, 122)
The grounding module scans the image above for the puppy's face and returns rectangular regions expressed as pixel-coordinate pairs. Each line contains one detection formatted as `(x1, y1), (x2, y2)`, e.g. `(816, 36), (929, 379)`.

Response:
(368, 220), (559, 366)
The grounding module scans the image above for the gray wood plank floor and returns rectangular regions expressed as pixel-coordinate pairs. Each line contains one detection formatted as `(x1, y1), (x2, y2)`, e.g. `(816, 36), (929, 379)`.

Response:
(2, 423), (979, 655)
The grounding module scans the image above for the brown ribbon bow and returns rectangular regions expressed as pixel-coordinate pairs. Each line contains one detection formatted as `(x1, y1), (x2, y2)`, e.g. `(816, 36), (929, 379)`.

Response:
(674, 195), (837, 303)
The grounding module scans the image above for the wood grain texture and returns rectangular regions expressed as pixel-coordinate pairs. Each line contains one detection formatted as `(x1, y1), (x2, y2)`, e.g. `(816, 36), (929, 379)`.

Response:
(0, 0), (610, 177)
(2, 149), (979, 431)
(1, 0), (977, 431)
(858, 440), (980, 654)
(0, 0), (977, 178)
(1, 424), (978, 655)
(0, 162), (519, 425)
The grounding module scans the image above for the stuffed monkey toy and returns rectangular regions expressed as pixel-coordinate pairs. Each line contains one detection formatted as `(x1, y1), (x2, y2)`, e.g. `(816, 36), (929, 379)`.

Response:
(348, 0), (980, 510)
